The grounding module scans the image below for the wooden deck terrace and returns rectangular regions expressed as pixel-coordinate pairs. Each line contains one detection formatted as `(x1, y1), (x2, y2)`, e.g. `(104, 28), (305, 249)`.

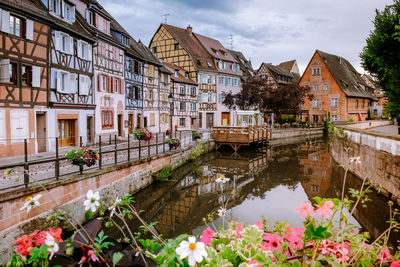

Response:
(211, 126), (271, 151)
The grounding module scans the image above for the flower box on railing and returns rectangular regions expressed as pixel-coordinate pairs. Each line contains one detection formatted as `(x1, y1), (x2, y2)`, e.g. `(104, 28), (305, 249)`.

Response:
(66, 147), (99, 167)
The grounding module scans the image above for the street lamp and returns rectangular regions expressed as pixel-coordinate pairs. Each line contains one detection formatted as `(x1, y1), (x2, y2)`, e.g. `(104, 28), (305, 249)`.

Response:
(168, 93), (174, 134)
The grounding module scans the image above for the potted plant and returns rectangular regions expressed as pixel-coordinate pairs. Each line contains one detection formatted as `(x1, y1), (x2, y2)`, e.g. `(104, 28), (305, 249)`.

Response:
(134, 128), (153, 143)
(66, 147), (99, 167)
(192, 131), (202, 141)
(167, 137), (180, 150)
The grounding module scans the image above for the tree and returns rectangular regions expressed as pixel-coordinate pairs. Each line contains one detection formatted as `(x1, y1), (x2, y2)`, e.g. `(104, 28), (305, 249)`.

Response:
(222, 77), (312, 120)
(360, 1), (400, 118)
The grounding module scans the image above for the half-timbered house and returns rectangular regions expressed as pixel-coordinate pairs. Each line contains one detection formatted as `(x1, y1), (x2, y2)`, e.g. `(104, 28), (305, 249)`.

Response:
(149, 24), (218, 130)
(39, 0), (96, 148)
(158, 64), (172, 133)
(164, 62), (198, 131)
(0, 0), (49, 157)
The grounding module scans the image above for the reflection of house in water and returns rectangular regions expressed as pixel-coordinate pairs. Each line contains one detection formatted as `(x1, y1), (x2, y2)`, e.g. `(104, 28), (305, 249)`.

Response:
(300, 148), (332, 201)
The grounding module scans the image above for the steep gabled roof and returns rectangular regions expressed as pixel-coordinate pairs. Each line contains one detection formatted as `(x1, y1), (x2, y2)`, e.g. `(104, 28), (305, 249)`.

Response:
(159, 24), (217, 72)
(316, 50), (376, 99)
(137, 40), (162, 66)
(259, 63), (294, 78)
(279, 60), (296, 72)
(163, 62), (196, 85)
(228, 49), (254, 79)
(194, 33), (236, 62)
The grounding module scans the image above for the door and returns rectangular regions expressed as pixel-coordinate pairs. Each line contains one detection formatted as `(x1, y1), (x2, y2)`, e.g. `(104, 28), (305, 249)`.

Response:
(221, 112), (230, 126)
(206, 113), (214, 129)
(128, 114), (134, 134)
(118, 114), (123, 136)
(136, 114), (141, 128)
(86, 116), (93, 144)
(36, 113), (46, 153)
(58, 119), (76, 147)
(198, 112), (202, 129)
(144, 117), (148, 128)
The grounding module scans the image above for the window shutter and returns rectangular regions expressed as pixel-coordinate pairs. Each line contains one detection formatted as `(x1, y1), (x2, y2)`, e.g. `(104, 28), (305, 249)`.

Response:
(69, 36), (74, 55)
(119, 78), (122, 94)
(26, 20), (34, 40)
(1, 10), (10, 33)
(54, 31), (61, 50)
(97, 74), (101, 91)
(49, 0), (54, 12)
(211, 93), (216, 103)
(69, 73), (77, 93)
(80, 75), (89, 95)
(71, 6), (76, 23)
(32, 66), (41, 87)
(211, 75), (215, 84)
(11, 110), (28, 141)
(0, 110), (5, 143)
(85, 9), (90, 22)
(77, 40), (82, 58)
(56, 70), (62, 92)
(0, 58), (10, 83)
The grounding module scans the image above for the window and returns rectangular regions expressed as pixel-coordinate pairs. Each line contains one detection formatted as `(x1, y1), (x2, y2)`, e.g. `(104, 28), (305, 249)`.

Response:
(323, 84), (328, 91)
(218, 76), (224, 85)
(179, 118), (185, 127)
(362, 100), (365, 108)
(50, 0), (61, 15)
(161, 93), (167, 102)
(313, 84), (319, 91)
(231, 63), (235, 71)
(152, 47), (157, 53)
(114, 78), (119, 93)
(207, 61), (212, 67)
(225, 77), (231, 86)
(312, 68), (321, 75)
(190, 87), (196, 96)
(218, 61), (222, 69)
(101, 110), (113, 129)
(60, 32), (71, 54)
(9, 15), (25, 38)
(174, 70), (178, 77)
(60, 72), (68, 92)
(21, 65), (32, 86)
(9, 62), (17, 85)
(134, 86), (140, 99)
(185, 72), (189, 79)
(77, 41), (91, 60)
(331, 115), (338, 121)
(207, 75), (212, 84)
(223, 62), (226, 69)
(63, 3), (72, 21)
(179, 85), (185, 95)
(148, 90), (153, 100)
(311, 185), (319, 193)
(312, 99), (319, 108)
(236, 64), (240, 72)
(330, 98), (338, 108)
(260, 75), (266, 79)
(161, 113), (167, 123)
(190, 102), (196, 111)
(180, 102), (186, 111)
(174, 43), (179, 50)
(218, 93), (225, 104)
(356, 99), (359, 108)
(85, 9), (94, 26)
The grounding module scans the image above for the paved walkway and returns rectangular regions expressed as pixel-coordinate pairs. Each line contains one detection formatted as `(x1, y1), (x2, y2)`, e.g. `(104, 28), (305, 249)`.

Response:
(365, 125), (398, 135)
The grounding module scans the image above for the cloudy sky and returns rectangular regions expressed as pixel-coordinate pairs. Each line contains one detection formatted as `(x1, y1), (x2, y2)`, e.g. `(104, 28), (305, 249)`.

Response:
(100, 0), (392, 74)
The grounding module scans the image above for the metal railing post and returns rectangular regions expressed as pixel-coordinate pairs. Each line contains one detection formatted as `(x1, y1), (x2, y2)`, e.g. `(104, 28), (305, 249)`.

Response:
(99, 136), (102, 169)
(55, 137), (59, 180)
(24, 139), (29, 187)
(127, 134), (130, 162)
(114, 134), (117, 166)
(109, 134), (112, 145)
(79, 136), (83, 174)
(147, 137), (150, 158)
(138, 139), (141, 159)
(156, 134), (158, 156)
(179, 131), (182, 148)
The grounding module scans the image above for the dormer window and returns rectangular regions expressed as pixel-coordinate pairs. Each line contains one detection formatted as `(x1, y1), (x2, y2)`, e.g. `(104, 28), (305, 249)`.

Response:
(231, 63), (235, 71)
(197, 58), (201, 66)
(217, 61), (222, 69)
(207, 61), (212, 67)
(85, 9), (94, 26)
(174, 43), (179, 50)
(50, 0), (75, 23)
(174, 70), (178, 77)
(185, 72), (189, 79)
(216, 51), (220, 55)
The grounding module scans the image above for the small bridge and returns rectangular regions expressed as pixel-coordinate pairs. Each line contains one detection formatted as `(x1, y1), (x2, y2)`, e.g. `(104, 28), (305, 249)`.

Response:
(211, 126), (271, 152)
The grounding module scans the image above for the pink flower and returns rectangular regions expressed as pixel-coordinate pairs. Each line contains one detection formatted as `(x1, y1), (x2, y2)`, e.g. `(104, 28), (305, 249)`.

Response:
(236, 223), (243, 238)
(254, 221), (263, 230)
(316, 201), (334, 219)
(391, 260), (400, 267)
(284, 228), (305, 251)
(378, 248), (392, 263)
(263, 234), (283, 252)
(200, 228), (214, 245)
(295, 202), (315, 219)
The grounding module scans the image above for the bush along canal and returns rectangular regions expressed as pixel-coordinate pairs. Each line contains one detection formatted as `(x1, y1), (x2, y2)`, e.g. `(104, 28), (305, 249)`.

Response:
(5, 137), (400, 266)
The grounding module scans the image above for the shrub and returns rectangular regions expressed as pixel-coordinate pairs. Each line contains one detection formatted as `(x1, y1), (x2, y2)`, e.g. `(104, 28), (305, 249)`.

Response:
(154, 165), (172, 181)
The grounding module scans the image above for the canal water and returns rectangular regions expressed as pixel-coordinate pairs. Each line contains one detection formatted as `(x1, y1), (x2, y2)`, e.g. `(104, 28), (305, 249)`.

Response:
(129, 137), (399, 248)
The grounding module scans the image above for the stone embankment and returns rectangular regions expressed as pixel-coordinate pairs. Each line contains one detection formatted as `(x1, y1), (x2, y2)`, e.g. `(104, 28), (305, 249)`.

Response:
(331, 122), (400, 205)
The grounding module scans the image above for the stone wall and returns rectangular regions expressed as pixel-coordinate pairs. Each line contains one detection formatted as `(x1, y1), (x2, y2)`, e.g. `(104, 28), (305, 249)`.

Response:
(331, 135), (400, 205)
(271, 128), (324, 140)
(0, 139), (214, 263)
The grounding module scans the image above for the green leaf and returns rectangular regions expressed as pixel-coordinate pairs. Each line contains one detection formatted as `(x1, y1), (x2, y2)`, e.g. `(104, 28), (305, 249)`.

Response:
(313, 196), (322, 205)
(113, 252), (124, 267)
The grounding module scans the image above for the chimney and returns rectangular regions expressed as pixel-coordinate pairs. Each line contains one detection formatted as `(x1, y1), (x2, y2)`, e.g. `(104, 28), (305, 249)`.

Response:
(187, 25), (193, 36)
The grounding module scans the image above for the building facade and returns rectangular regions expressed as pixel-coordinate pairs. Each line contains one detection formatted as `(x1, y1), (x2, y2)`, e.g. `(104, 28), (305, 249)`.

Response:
(300, 50), (376, 122)
(164, 62), (198, 131)
(0, 0), (49, 157)
(149, 24), (218, 130)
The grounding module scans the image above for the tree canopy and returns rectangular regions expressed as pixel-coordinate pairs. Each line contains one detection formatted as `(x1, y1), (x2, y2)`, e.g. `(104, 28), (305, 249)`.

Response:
(222, 77), (312, 116)
(360, 0), (400, 117)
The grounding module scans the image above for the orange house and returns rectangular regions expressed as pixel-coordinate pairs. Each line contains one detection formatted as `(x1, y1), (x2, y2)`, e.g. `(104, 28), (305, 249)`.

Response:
(300, 50), (376, 122)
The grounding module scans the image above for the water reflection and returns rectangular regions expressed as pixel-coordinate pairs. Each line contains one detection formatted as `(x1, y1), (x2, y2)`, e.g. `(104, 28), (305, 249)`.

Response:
(130, 138), (399, 248)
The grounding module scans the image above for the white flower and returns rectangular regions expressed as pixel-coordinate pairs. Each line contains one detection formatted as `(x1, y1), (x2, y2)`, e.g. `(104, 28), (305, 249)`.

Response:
(218, 207), (227, 217)
(83, 190), (100, 212)
(215, 175), (230, 184)
(108, 197), (121, 217)
(176, 236), (207, 266)
(349, 156), (361, 165)
(45, 233), (59, 259)
(20, 194), (41, 214)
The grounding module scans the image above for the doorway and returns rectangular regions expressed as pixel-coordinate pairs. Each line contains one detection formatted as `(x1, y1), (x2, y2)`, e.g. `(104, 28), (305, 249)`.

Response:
(86, 116), (93, 144)
(128, 114), (134, 134)
(36, 113), (46, 153)
(118, 114), (123, 136)
(58, 119), (76, 147)
(221, 112), (230, 126)
(143, 117), (148, 128)
(206, 113), (214, 129)
(198, 112), (203, 128)
(136, 114), (141, 128)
